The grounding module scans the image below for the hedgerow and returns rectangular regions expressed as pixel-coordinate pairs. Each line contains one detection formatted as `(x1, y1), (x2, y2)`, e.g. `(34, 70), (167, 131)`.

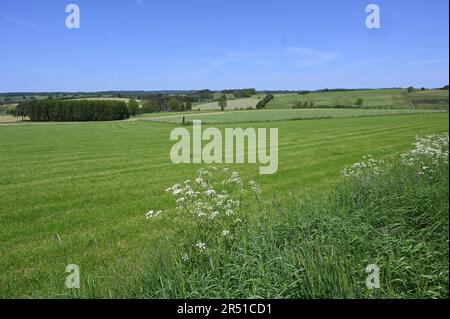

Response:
(16, 99), (129, 122)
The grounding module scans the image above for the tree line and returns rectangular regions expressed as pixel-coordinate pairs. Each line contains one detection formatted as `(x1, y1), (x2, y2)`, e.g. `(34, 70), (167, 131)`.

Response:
(15, 99), (129, 121)
(141, 95), (193, 113)
(256, 94), (274, 109)
(221, 88), (256, 98)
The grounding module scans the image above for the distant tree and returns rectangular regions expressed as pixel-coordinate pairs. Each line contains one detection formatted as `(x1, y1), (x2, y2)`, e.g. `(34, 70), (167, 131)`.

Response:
(218, 94), (227, 111)
(442, 85), (449, 90)
(310, 101), (314, 107)
(420, 87), (426, 91)
(142, 98), (160, 113)
(190, 89), (213, 101)
(128, 98), (139, 116)
(407, 86), (415, 93)
(185, 100), (192, 111)
(293, 101), (306, 109)
(355, 98), (364, 108)
(256, 94), (274, 109)
(168, 97), (183, 112)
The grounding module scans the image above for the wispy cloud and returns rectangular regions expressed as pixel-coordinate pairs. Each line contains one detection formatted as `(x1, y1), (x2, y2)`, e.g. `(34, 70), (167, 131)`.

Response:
(404, 59), (448, 66)
(136, 0), (145, 8)
(0, 12), (46, 31)
(339, 58), (388, 72)
(286, 47), (338, 67)
(172, 51), (263, 78)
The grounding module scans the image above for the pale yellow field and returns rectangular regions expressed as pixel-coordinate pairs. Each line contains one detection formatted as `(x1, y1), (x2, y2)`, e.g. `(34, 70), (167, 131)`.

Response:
(0, 115), (21, 124)
(194, 97), (260, 111)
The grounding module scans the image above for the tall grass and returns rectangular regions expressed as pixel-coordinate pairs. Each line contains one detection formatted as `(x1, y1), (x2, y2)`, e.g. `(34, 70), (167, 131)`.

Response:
(134, 134), (449, 299)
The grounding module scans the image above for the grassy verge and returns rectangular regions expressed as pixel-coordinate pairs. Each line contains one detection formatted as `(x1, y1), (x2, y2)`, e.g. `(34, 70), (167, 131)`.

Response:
(136, 134), (449, 298)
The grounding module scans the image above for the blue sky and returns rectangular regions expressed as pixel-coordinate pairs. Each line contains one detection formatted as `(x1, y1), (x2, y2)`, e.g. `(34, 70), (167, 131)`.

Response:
(0, 0), (448, 92)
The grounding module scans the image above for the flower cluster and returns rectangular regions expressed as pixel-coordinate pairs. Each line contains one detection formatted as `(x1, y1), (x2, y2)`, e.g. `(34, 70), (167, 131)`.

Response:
(341, 133), (448, 180)
(146, 210), (162, 220)
(401, 134), (449, 176)
(155, 167), (259, 261)
(341, 155), (384, 178)
(165, 168), (242, 222)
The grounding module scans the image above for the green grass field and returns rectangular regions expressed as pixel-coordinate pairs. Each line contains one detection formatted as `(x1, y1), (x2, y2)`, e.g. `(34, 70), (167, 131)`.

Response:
(265, 89), (449, 110)
(141, 108), (446, 124)
(0, 112), (448, 297)
(193, 97), (260, 111)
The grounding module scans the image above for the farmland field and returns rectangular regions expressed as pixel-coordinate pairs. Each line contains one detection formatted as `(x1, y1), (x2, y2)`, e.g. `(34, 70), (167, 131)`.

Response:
(193, 97), (260, 111)
(0, 112), (448, 298)
(266, 89), (449, 110)
(141, 108), (446, 124)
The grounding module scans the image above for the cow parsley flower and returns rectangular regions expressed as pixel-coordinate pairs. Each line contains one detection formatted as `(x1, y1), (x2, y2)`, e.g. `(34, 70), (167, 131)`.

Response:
(195, 242), (207, 251)
(204, 188), (216, 196)
(146, 210), (162, 219)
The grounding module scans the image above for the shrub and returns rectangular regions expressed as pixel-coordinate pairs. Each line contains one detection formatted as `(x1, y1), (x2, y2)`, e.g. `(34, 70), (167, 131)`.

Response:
(355, 98), (364, 108)
(293, 100), (304, 109)
(127, 98), (139, 116)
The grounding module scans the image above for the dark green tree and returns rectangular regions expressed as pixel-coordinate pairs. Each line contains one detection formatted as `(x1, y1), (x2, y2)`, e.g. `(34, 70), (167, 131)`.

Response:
(355, 98), (364, 108)
(218, 94), (227, 111)
(128, 99), (139, 116)
(168, 97), (183, 112)
(256, 94), (274, 109)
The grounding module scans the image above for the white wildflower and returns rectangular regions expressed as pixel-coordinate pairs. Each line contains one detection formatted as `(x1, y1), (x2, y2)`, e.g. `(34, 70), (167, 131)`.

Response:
(195, 242), (207, 251)
(210, 211), (219, 219)
(204, 188), (216, 196)
(146, 210), (162, 219)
